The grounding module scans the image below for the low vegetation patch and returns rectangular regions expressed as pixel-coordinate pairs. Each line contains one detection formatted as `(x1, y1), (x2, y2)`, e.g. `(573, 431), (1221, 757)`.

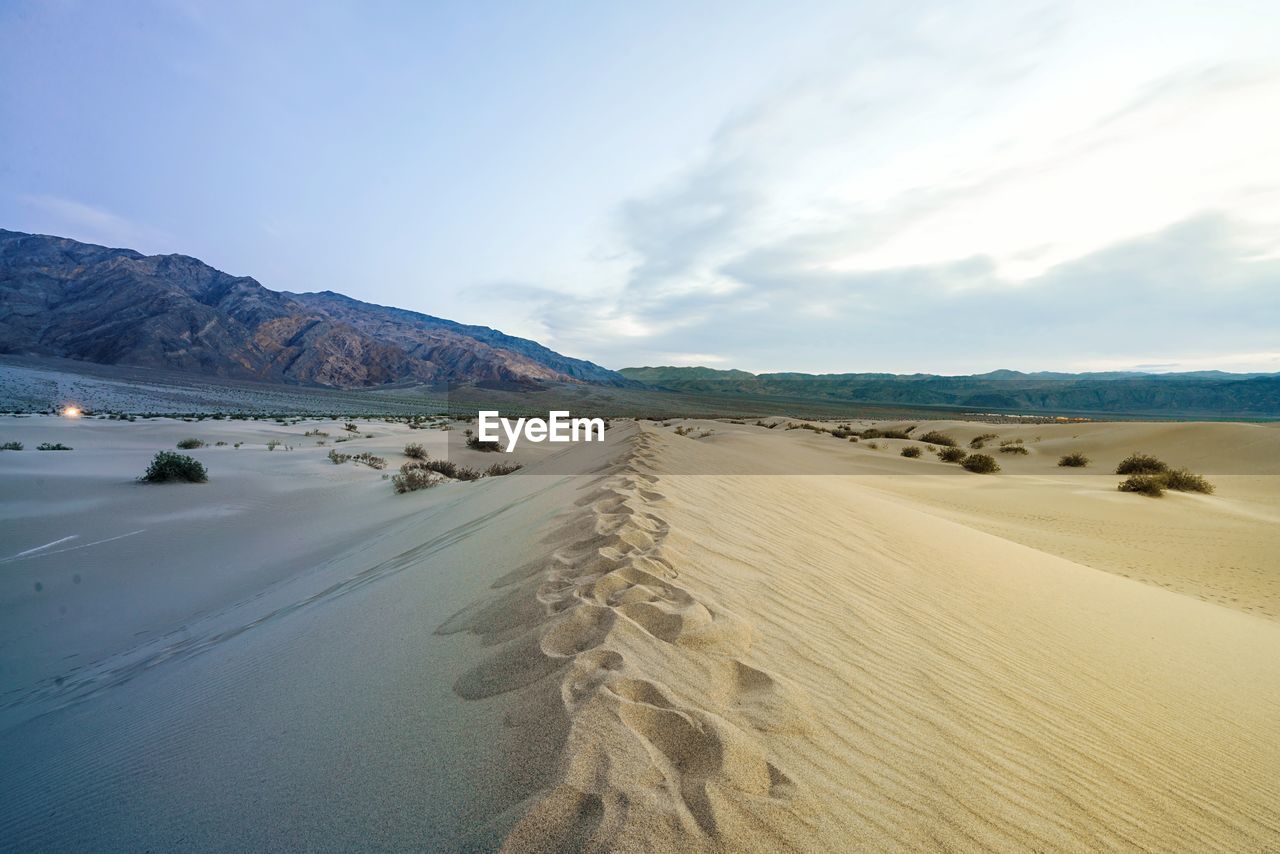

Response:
(900, 446), (922, 458)
(961, 453), (1000, 473)
(999, 444), (1029, 455)
(352, 452), (386, 470)
(392, 462), (438, 493)
(328, 449), (352, 464)
(484, 462), (523, 477)
(969, 432), (998, 449)
(466, 435), (502, 451)
(860, 427), (913, 440)
(1118, 474), (1165, 497)
(919, 431), (957, 447)
(938, 446), (967, 463)
(1058, 452), (1089, 467)
(404, 442), (428, 459)
(412, 459), (481, 481)
(1115, 453), (1167, 475)
(1160, 468), (1214, 494)
(999, 438), (1024, 447)
(37, 442), (73, 451)
(176, 438), (205, 449)
(0, 441), (22, 451)
(139, 451), (207, 483)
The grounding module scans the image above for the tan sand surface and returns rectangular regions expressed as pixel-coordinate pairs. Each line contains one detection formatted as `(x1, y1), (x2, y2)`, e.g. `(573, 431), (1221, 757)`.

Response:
(2, 414), (1277, 851)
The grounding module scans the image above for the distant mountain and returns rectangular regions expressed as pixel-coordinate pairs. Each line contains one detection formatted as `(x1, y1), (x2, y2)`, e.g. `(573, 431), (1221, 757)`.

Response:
(619, 366), (1280, 417)
(0, 230), (623, 388)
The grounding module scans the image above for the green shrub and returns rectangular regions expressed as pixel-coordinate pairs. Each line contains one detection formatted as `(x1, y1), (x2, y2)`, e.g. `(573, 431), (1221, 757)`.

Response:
(900, 446), (922, 458)
(1118, 474), (1164, 497)
(938, 447), (967, 463)
(969, 433), (998, 449)
(1, 441), (22, 451)
(139, 451), (207, 483)
(961, 453), (1000, 473)
(37, 442), (72, 451)
(1161, 468), (1214, 494)
(176, 438), (204, 449)
(328, 449), (352, 464)
(1058, 452), (1089, 467)
(1116, 453), (1167, 475)
(999, 445), (1029, 455)
(919, 431), (957, 447)
(404, 442), (428, 460)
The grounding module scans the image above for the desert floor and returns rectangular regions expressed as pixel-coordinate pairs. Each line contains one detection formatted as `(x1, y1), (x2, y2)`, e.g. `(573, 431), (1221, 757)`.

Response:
(0, 414), (1277, 851)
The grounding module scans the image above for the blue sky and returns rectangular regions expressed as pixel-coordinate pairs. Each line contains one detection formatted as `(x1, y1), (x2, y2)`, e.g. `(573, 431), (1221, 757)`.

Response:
(2, 0), (1278, 374)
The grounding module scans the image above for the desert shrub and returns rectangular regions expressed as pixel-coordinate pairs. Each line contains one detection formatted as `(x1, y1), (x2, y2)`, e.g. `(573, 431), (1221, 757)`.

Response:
(304, 429), (329, 437)
(404, 442), (428, 460)
(919, 431), (957, 447)
(999, 437), (1024, 446)
(466, 435), (502, 451)
(352, 452), (386, 470)
(266, 439), (281, 451)
(999, 445), (1029, 455)
(859, 428), (912, 440)
(343, 422), (359, 433)
(900, 446), (922, 458)
(139, 451), (207, 483)
(328, 449), (352, 464)
(392, 464), (438, 494)
(961, 453), (1000, 473)
(408, 459), (469, 480)
(484, 462), (523, 477)
(865, 441), (879, 450)
(969, 433), (998, 449)
(938, 446), (967, 463)
(37, 442), (73, 451)
(176, 438), (205, 449)
(830, 428), (853, 439)
(1161, 468), (1214, 494)
(1116, 453), (1167, 475)
(1058, 452), (1089, 467)
(1, 441), (22, 451)
(1118, 474), (1165, 497)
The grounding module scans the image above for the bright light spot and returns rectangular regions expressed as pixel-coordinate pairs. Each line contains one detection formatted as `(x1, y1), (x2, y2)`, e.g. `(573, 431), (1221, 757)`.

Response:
(61, 406), (81, 418)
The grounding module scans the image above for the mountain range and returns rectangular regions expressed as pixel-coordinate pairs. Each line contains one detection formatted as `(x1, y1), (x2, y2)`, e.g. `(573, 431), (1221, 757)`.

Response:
(617, 366), (1280, 417)
(2, 230), (1277, 417)
(0, 230), (622, 388)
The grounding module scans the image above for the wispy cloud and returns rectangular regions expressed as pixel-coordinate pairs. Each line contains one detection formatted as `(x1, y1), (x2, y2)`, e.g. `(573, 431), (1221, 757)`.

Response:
(16, 194), (171, 253)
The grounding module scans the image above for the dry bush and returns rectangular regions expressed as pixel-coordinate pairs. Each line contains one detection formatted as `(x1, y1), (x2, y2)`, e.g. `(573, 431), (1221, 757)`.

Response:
(328, 449), (351, 464)
(1119, 474), (1165, 496)
(919, 431), (957, 447)
(176, 438), (205, 449)
(961, 453), (1000, 473)
(969, 432), (998, 449)
(1161, 468), (1214, 494)
(900, 446), (922, 458)
(999, 445), (1029, 455)
(404, 442), (428, 459)
(352, 452), (387, 470)
(1057, 452), (1089, 467)
(1116, 453), (1167, 475)
(484, 462), (523, 477)
(938, 446), (967, 463)
(139, 451), (207, 483)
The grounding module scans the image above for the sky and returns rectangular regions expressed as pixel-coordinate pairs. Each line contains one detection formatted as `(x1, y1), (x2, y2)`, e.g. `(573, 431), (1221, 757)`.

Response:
(2, 0), (1278, 375)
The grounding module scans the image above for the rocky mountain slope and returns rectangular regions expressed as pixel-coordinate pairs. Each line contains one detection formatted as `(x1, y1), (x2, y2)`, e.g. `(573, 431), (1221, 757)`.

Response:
(0, 230), (622, 388)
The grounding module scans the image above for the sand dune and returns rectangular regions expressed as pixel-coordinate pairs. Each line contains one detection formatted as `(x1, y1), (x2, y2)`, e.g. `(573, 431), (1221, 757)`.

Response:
(1, 414), (1277, 850)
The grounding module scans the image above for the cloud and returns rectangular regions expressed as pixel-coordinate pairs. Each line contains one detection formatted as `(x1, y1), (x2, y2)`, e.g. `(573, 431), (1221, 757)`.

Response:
(15, 194), (171, 253)
(495, 3), (1280, 374)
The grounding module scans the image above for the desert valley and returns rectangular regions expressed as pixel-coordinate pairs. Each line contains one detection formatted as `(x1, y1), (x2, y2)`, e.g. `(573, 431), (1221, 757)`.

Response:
(1, 405), (1277, 850)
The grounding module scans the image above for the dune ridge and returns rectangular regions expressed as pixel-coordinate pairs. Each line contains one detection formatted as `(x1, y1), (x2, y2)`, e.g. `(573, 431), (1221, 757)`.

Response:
(438, 428), (827, 851)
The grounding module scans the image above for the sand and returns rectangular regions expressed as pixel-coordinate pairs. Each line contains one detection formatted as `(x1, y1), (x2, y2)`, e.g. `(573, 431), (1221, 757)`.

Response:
(1, 414), (1277, 850)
